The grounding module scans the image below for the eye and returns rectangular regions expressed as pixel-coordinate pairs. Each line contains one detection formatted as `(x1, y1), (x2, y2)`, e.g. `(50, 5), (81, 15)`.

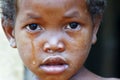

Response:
(26, 23), (42, 32)
(64, 22), (81, 31)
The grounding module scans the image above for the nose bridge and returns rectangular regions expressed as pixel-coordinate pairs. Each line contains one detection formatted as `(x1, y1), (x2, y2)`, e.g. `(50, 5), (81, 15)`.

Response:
(49, 36), (59, 46)
(46, 30), (62, 44)
(47, 33), (62, 50)
(43, 32), (65, 53)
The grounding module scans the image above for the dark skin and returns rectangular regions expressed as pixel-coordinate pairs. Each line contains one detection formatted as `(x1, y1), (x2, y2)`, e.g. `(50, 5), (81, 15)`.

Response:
(2, 0), (119, 80)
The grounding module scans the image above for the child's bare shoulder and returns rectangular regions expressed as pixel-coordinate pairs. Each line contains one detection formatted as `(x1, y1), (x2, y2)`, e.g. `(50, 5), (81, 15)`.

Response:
(103, 78), (120, 80)
(80, 67), (120, 80)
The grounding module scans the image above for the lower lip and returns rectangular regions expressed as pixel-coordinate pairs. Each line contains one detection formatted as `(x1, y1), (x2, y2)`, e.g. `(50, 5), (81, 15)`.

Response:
(40, 64), (69, 74)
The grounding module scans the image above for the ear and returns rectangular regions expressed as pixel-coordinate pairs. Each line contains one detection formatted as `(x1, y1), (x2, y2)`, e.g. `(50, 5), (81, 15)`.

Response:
(2, 17), (17, 48)
(92, 15), (102, 44)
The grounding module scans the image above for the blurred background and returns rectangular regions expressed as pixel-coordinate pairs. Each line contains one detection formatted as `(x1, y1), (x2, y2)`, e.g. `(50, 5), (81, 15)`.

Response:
(85, 0), (120, 78)
(0, 18), (24, 80)
(0, 0), (120, 80)
(0, 1), (24, 80)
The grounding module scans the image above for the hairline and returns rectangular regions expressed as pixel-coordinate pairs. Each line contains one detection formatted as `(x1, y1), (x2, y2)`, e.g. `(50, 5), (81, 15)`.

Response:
(1, 0), (106, 27)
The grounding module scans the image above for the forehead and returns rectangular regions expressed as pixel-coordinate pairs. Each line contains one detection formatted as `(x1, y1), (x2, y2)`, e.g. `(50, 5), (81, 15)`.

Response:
(17, 0), (88, 10)
(16, 0), (92, 24)
(16, 0), (91, 26)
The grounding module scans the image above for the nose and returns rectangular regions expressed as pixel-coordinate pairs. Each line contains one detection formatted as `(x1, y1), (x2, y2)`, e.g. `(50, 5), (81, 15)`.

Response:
(43, 37), (65, 53)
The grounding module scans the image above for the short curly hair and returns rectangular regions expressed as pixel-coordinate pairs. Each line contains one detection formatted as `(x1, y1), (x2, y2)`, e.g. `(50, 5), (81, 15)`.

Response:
(1, 0), (106, 27)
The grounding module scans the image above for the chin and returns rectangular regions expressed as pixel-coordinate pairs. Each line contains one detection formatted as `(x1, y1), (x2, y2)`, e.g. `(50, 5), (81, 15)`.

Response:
(36, 74), (70, 80)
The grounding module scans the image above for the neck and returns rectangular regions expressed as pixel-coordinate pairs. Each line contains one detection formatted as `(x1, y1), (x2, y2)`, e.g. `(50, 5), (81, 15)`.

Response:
(70, 66), (87, 80)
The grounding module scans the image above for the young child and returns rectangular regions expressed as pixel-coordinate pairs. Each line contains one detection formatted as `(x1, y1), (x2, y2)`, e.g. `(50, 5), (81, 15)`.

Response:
(1, 0), (119, 80)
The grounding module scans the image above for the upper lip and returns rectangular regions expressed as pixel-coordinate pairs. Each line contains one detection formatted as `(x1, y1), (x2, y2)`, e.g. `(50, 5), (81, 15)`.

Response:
(41, 56), (67, 66)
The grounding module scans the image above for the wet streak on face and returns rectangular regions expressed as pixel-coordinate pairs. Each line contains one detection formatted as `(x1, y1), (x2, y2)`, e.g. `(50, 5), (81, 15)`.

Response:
(11, 0), (101, 80)
(31, 40), (36, 65)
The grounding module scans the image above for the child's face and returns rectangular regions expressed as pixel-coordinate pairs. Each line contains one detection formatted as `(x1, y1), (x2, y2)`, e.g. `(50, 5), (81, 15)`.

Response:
(6, 0), (99, 80)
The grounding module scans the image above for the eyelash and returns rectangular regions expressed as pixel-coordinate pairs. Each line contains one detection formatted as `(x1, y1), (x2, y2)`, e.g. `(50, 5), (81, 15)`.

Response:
(25, 22), (81, 33)
(64, 22), (81, 31)
(25, 23), (43, 32)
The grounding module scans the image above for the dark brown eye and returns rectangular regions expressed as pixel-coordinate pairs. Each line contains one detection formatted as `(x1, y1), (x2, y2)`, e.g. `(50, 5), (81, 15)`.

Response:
(65, 22), (81, 30)
(26, 23), (42, 32)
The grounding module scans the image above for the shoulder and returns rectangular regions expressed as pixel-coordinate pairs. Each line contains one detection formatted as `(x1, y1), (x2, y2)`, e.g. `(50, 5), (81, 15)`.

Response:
(103, 78), (120, 80)
(82, 67), (120, 80)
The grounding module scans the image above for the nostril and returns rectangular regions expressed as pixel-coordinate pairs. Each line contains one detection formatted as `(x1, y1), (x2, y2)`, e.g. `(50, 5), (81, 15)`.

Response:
(43, 42), (65, 53)
(57, 47), (65, 52)
(46, 49), (54, 53)
(43, 43), (52, 53)
(57, 42), (65, 52)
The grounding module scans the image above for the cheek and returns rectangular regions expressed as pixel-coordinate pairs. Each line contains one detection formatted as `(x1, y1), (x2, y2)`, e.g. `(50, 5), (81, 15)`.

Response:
(68, 44), (90, 64)
(66, 35), (92, 69)
(16, 37), (34, 66)
(67, 34), (92, 55)
(14, 28), (36, 65)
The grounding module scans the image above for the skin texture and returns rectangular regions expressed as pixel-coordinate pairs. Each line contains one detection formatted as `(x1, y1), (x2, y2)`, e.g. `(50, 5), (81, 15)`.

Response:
(1, 0), (106, 27)
(3, 0), (99, 80)
(2, 0), (119, 80)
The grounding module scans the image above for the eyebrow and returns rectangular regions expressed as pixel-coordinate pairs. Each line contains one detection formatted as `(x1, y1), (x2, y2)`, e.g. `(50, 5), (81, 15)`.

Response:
(26, 12), (41, 19)
(20, 12), (42, 23)
(64, 9), (81, 18)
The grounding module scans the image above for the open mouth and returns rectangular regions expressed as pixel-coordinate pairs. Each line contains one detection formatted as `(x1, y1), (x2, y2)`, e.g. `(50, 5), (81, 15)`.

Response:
(40, 56), (69, 74)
